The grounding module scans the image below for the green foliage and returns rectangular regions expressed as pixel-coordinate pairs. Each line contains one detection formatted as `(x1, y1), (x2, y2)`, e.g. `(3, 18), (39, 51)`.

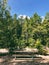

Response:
(0, 0), (49, 54)
(35, 39), (47, 55)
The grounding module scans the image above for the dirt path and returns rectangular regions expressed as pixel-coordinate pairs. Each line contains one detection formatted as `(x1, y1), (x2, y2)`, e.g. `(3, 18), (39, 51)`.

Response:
(0, 55), (49, 65)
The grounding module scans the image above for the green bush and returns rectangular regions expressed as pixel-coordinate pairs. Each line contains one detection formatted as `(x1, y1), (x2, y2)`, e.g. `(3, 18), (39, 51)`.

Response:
(39, 48), (47, 55)
(35, 39), (47, 55)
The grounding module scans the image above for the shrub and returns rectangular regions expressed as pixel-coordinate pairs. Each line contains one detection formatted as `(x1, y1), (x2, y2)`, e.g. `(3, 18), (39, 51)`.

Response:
(35, 39), (47, 55)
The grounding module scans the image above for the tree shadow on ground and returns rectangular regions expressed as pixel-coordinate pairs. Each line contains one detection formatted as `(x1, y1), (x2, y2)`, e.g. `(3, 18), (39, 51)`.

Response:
(0, 55), (49, 65)
(15, 61), (49, 65)
(0, 61), (49, 65)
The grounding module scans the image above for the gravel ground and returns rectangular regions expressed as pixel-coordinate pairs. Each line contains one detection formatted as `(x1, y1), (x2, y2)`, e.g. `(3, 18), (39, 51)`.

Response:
(0, 55), (49, 65)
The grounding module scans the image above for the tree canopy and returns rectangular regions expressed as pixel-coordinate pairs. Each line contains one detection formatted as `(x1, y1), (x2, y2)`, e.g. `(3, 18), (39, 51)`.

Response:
(0, 0), (49, 53)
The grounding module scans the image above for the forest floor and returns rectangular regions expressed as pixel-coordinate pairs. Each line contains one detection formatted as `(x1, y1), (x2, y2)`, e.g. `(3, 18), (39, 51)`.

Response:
(0, 48), (49, 65)
(0, 55), (49, 65)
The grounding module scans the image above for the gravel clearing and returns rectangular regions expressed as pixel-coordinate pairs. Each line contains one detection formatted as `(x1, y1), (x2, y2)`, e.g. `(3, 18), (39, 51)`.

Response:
(0, 55), (49, 65)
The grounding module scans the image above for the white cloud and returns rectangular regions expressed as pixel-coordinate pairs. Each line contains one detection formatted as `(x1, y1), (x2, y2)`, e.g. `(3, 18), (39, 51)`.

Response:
(41, 16), (45, 22)
(18, 15), (30, 19)
(27, 16), (30, 19)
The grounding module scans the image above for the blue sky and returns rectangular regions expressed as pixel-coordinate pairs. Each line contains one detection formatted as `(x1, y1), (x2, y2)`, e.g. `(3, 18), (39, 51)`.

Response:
(8, 0), (49, 16)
